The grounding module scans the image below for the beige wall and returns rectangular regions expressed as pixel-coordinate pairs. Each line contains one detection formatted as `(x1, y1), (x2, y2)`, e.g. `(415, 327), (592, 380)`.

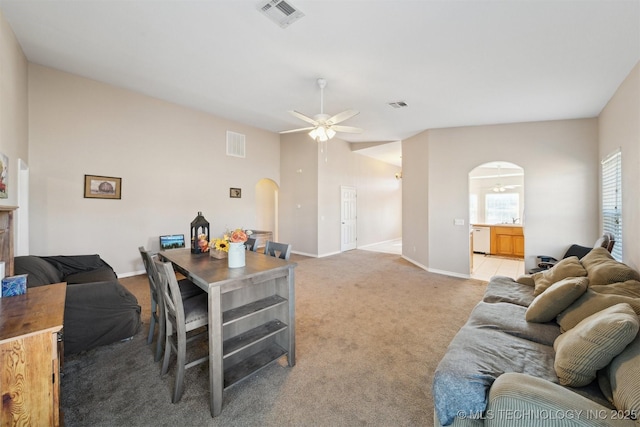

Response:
(599, 61), (640, 271)
(0, 10), (28, 208)
(28, 65), (281, 274)
(403, 118), (600, 276)
(280, 132), (402, 257)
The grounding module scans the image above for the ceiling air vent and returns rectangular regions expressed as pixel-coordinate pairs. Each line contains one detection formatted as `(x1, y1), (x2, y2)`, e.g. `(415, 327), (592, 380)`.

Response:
(257, 0), (305, 28)
(226, 131), (246, 158)
(388, 101), (408, 109)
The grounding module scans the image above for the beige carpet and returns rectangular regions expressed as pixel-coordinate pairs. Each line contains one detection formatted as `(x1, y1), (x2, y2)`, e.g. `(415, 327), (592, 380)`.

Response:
(60, 250), (487, 426)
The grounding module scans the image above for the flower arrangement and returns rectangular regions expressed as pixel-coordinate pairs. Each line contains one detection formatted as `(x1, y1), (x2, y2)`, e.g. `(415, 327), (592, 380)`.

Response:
(208, 228), (252, 256)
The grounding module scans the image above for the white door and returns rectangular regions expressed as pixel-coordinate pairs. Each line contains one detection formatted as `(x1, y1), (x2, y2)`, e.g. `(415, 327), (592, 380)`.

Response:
(341, 186), (357, 251)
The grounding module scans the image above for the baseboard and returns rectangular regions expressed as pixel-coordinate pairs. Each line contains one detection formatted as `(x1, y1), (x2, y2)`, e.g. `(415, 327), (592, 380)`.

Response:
(118, 269), (145, 278)
(291, 250), (317, 258)
(358, 238), (401, 249)
(401, 256), (471, 279)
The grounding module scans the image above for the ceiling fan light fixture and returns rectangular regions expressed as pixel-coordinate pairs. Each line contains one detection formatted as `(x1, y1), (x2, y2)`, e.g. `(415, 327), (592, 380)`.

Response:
(308, 126), (335, 142)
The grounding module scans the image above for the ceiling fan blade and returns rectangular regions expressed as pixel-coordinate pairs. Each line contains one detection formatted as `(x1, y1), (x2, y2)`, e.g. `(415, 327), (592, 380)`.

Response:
(280, 126), (316, 134)
(326, 109), (359, 126)
(289, 110), (319, 126)
(331, 125), (364, 134)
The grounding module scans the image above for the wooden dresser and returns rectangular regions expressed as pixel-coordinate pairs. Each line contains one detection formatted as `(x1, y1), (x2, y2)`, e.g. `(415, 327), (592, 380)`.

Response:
(0, 282), (67, 426)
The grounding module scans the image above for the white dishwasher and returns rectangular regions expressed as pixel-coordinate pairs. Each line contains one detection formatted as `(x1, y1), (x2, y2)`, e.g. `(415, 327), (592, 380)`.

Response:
(472, 226), (490, 254)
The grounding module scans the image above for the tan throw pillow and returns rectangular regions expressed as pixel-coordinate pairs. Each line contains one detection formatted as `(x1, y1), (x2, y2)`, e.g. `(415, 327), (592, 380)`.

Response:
(526, 277), (588, 323)
(554, 303), (639, 387)
(556, 289), (640, 332)
(531, 256), (587, 296)
(604, 332), (640, 418)
(580, 247), (640, 286)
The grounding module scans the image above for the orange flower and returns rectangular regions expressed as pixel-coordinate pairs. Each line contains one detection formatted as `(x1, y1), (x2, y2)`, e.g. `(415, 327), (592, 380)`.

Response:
(229, 229), (247, 243)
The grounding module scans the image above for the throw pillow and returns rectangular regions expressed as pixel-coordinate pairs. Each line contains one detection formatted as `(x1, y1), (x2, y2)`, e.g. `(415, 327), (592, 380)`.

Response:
(604, 332), (640, 419)
(531, 256), (587, 296)
(525, 277), (588, 323)
(556, 289), (640, 332)
(580, 247), (640, 286)
(553, 303), (639, 387)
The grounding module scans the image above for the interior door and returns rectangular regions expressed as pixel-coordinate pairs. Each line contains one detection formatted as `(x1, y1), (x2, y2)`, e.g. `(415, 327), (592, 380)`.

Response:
(340, 186), (357, 251)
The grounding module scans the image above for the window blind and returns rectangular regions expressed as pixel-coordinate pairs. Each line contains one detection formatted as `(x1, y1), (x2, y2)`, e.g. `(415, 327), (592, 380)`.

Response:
(602, 149), (622, 261)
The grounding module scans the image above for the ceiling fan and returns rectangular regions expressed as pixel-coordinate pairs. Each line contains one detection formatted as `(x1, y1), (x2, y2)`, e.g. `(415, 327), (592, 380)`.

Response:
(280, 78), (363, 142)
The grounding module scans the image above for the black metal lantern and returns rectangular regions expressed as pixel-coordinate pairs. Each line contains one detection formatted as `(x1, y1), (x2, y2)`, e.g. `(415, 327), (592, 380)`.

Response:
(190, 211), (210, 254)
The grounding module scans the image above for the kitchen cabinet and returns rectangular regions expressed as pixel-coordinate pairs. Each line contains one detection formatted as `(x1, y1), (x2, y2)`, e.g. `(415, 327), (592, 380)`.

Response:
(490, 226), (524, 258)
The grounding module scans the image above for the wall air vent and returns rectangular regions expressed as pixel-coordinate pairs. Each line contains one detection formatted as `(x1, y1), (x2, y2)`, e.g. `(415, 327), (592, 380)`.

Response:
(226, 131), (246, 158)
(257, 0), (305, 28)
(388, 101), (408, 109)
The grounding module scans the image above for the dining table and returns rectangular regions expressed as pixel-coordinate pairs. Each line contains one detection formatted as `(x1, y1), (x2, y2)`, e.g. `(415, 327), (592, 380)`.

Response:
(158, 247), (296, 417)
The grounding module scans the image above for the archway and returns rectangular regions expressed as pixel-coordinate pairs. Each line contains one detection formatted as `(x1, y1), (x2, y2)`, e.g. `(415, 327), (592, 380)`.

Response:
(469, 161), (525, 279)
(255, 178), (279, 241)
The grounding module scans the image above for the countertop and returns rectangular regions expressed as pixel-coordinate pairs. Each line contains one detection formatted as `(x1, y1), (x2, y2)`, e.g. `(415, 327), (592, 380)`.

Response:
(471, 223), (523, 228)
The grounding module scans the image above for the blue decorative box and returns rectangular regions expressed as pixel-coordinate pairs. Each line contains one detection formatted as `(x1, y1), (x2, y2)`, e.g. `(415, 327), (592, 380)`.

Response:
(1, 274), (27, 297)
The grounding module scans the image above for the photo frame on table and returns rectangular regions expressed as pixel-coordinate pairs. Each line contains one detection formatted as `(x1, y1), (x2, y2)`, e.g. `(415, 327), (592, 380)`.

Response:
(230, 188), (242, 198)
(84, 175), (122, 199)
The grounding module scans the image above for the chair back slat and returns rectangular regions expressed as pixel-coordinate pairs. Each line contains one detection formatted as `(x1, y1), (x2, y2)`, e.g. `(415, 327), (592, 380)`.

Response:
(154, 260), (185, 334)
(245, 237), (257, 252)
(264, 240), (292, 260)
(139, 247), (160, 299)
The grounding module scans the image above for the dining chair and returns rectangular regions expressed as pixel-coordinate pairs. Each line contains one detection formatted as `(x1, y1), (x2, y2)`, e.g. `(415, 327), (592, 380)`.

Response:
(263, 240), (292, 260)
(138, 247), (204, 362)
(155, 259), (209, 403)
(245, 237), (257, 252)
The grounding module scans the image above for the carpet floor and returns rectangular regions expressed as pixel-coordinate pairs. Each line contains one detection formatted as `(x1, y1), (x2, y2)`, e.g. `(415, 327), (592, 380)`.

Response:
(60, 250), (487, 426)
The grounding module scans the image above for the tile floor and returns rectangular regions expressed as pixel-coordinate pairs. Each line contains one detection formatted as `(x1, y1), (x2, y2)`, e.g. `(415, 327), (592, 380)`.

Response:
(471, 253), (525, 281)
(360, 239), (524, 282)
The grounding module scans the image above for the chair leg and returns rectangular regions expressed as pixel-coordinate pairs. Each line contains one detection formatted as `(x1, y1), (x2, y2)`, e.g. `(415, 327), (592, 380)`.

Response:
(154, 308), (165, 362)
(172, 333), (187, 403)
(161, 334), (171, 376)
(147, 298), (157, 344)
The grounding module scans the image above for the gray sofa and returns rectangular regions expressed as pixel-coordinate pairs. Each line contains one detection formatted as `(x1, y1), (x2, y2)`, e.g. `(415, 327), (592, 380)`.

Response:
(433, 247), (640, 426)
(15, 254), (141, 355)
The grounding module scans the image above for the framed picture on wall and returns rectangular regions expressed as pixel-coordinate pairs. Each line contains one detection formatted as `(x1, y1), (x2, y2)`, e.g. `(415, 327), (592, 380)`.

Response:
(0, 152), (8, 199)
(230, 188), (241, 198)
(84, 175), (122, 199)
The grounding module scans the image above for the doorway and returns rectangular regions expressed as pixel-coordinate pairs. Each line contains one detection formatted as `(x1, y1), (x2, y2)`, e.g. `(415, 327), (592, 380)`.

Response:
(340, 186), (357, 251)
(469, 161), (525, 279)
(255, 179), (278, 241)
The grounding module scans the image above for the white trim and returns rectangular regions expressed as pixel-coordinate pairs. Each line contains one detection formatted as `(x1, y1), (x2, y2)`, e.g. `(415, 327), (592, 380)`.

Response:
(402, 255), (471, 279)
(118, 269), (146, 278)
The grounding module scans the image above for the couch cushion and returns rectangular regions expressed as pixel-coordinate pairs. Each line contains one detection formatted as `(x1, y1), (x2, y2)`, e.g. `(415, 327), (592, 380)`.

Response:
(556, 289), (640, 332)
(531, 256), (587, 296)
(433, 301), (559, 426)
(14, 255), (64, 287)
(604, 331), (640, 420)
(580, 247), (640, 286)
(591, 280), (640, 298)
(526, 276), (588, 323)
(554, 303), (639, 387)
(64, 266), (117, 284)
(483, 275), (536, 307)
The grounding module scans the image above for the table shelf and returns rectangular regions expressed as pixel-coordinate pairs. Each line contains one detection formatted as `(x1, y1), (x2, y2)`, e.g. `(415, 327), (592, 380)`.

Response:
(224, 343), (286, 389)
(222, 295), (287, 325)
(223, 319), (287, 359)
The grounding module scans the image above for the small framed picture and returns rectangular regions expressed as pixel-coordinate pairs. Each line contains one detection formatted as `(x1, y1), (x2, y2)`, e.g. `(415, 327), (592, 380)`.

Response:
(230, 188), (242, 198)
(84, 175), (122, 199)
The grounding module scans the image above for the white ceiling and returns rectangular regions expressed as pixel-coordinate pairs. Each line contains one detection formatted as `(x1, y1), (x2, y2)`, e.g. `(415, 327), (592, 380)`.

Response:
(1, 0), (639, 165)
